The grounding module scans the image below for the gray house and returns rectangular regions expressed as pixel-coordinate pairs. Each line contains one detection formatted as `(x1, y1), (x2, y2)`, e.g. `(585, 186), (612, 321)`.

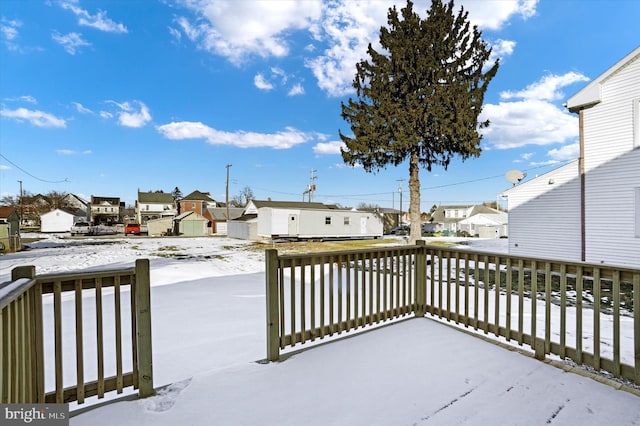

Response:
(229, 200), (383, 241)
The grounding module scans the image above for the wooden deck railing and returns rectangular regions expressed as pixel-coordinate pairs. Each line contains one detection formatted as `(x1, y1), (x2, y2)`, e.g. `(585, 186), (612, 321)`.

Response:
(0, 260), (153, 404)
(265, 242), (640, 385)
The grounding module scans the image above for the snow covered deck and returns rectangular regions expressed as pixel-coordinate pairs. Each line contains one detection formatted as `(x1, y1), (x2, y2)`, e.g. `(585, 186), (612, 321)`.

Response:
(70, 273), (640, 426)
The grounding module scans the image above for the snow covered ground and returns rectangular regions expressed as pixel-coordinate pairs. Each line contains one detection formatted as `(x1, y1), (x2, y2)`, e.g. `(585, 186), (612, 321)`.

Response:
(2, 235), (639, 425)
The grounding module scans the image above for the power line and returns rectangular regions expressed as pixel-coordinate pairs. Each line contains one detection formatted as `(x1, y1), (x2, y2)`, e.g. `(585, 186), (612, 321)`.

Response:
(0, 153), (69, 183)
(229, 160), (570, 201)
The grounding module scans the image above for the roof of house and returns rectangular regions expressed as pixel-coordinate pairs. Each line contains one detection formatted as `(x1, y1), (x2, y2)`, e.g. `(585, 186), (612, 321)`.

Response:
(249, 200), (341, 210)
(566, 46), (640, 112)
(501, 160), (578, 195)
(174, 211), (208, 221)
(207, 207), (244, 221)
(138, 191), (174, 203)
(181, 190), (216, 202)
(0, 206), (17, 219)
(91, 196), (120, 205)
(429, 204), (502, 224)
(41, 207), (87, 217)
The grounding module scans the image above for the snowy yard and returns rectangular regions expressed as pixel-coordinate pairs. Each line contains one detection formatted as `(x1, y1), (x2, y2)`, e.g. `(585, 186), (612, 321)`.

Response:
(2, 235), (639, 425)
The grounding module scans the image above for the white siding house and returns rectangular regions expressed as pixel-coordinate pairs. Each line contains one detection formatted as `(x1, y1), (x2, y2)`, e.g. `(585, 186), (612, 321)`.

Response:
(238, 200), (383, 240)
(40, 208), (87, 233)
(504, 46), (640, 267)
(502, 161), (581, 261)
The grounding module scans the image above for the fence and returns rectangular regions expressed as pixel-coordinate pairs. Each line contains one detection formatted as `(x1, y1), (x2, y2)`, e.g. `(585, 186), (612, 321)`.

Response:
(265, 242), (640, 385)
(0, 260), (153, 404)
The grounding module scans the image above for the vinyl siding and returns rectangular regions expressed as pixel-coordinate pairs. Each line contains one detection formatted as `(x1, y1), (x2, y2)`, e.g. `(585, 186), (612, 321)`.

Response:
(582, 56), (640, 267)
(504, 162), (581, 262)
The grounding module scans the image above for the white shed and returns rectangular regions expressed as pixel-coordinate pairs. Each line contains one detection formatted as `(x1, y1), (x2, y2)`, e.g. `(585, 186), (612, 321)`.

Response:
(241, 200), (383, 241)
(40, 208), (87, 233)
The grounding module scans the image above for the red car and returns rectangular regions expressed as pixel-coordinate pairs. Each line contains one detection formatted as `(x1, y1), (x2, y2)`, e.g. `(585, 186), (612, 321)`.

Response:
(125, 223), (141, 235)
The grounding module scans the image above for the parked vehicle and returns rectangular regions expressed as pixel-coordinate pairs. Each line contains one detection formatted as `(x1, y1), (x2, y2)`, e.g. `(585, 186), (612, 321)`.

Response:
(125, 223), (141, 235)
(70, 222), (92, 236)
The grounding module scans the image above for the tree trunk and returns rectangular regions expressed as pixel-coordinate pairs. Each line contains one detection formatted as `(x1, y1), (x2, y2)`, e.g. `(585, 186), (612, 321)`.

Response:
(408, 150), (421, 244)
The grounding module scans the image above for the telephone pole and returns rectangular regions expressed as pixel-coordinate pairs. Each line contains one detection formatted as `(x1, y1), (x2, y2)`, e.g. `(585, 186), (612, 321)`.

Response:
(397, 179), (405, 227)
(309, 168), (317, 202)
(17, 180), (23, 226)
(225, 164), (232, 221)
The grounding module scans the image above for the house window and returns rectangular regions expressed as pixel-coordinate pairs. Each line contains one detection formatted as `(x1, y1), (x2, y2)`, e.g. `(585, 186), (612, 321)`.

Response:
(344, 217), (350, 225)
(325, 216), (331, 225)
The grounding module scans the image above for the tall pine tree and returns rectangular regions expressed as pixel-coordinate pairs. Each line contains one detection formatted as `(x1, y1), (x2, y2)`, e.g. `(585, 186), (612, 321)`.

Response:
(340, 0), (498, 242)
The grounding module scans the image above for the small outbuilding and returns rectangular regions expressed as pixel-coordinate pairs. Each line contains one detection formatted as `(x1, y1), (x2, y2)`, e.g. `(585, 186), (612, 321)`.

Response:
(40, 208), (87, 233)
(0, 207), (21, 253)
(173, 211), (209, 237)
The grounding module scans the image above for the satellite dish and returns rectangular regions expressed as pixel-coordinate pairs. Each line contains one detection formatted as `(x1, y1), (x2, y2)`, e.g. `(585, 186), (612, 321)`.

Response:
(505, 170), (526, 186)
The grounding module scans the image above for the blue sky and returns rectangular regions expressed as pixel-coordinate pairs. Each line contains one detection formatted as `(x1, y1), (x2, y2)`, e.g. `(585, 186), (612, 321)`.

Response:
(1, 0), (639, 211)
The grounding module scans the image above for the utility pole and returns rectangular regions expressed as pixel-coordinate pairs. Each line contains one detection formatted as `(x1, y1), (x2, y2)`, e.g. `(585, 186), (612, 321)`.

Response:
(308, 169), (317, 202)
(397, 179), (405, 227)
(225, 164), (232, 221)
(17, 180), (23, 227)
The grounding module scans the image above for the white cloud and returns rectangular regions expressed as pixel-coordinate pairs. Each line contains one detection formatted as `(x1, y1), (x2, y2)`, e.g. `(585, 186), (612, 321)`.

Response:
(99, 111), (113, 119)
(0, 164), (11, 170)
(491, 39), (516, 61)
(462, 0), (539, 30)
(480, 72), (589, 149)
(52, 31), (90, 55)
(500, 72), (590, 102)
(107, 100), (152, 128)
(60, 1), (128, 33)
(4, 95), (37, 104)
(0, 107), (66, 128)
(172, 1), (539, 98)
(288, 84), (305, 96)
(313, 141), (345, 155)
(521, 152), (534, 160)
(254, 73), (274, 91)
(168, 26), (182, 42)
(73, 102), (93, 114)
(56, 148), (93, 155)
(547, 143), (579, 162)
(157, 121), (315, 149)
(175, 0), (322, 65)
(1, 18), (21, 50)
(481, 100), (578, 149)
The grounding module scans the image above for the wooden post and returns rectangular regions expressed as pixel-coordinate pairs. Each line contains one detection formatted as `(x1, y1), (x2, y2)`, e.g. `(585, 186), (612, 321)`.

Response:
(265, 249), (280, 361)
(11, 266), (35, 281)
(414, 241), (426, 317)
(135, 259), (154, 398)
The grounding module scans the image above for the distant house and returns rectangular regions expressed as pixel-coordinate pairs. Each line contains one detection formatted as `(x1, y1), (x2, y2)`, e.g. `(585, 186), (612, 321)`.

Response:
(60, 193), (88, 212)
(135, 191), (177, 224)
(228, 200), (383, 241)
(0, 206), (21, 253)
(207, 207), (244, 235)
(40, 208), (87, 233)
(179, 190), (221, 232)
(503, 46), (640, 267)
(425, 204), (505, 236)
(90, 196), (123, 225)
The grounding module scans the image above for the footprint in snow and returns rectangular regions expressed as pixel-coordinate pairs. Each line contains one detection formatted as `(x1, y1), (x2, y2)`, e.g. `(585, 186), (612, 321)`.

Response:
(145, 378), (192, 413)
